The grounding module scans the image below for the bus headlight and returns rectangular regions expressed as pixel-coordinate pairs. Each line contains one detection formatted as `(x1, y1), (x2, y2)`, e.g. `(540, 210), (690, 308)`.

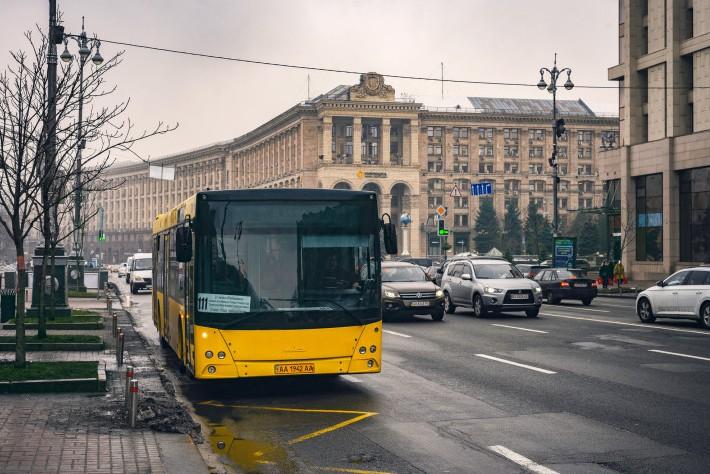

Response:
(369, 345), (377, 353)
(205, 351), (213, 359)
(207, 365), (216, 374)
(217, 351), (226, 359)
(359, 346), (366, 354)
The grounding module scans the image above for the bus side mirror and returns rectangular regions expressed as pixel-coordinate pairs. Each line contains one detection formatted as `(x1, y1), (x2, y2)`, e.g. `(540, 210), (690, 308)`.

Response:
(176, 227), (192, 262)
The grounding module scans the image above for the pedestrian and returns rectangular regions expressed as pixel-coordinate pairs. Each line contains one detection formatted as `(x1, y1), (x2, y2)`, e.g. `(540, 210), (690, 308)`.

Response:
(599, 259), (609, 288)
(613, 260), (625, 291)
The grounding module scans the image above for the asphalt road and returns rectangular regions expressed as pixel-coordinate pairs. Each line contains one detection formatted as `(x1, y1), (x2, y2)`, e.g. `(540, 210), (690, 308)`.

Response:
(114, 275), (710, 474)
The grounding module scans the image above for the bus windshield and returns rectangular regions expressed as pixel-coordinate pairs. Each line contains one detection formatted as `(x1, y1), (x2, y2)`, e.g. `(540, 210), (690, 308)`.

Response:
(195, 199), (380, 329)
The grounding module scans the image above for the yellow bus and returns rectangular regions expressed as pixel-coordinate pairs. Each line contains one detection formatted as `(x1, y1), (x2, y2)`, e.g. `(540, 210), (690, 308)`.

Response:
(152, 189), (397, 379)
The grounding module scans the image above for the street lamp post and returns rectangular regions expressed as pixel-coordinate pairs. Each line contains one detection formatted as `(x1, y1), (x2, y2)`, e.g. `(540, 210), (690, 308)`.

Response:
(536, 54), (573, 238)
(60, 17), (103, 288)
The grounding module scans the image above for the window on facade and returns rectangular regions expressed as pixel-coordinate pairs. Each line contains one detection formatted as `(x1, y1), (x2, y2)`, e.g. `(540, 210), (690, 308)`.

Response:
(479, 162), (494, 174)
(558, 146), (568, 159)
(636, 173), (663, 261)
(428, 144), (443, 156)
(578, 181), (594, 193)
(529, 180), (545, 192)
(529, 163), (544, 175)
(559, 198), (568, 209)
(504, 162), (519, 174)
(478, 128), (494, 140)
(503, 128), (520, 140)
(453, 160), (469, 173)
(504, 180), (520, 194)
(529, 129), (546, 141)
(454, 214), (469, 227)
(578, 197), (593, 209)
(559, 165), (568, 176)
(559, 180), (569, 192)
(428, 196), (443, 208)
(504, 146), (519, 158)
(578, 165), (593, 176)
(478, 145), (494, 157)
(370, 142), (378, 158)
(529, 146), (544, 158)
(453, 127), (469, 139)
(679, 166), (710, 262)
(454, 196), (469, 208)
(577, 130), (593, 143)
(558, 130), (568, 141)
(532, 197), (544, 208)
(427, 126), (443, 138)
(577, 147), (592, 159)
(453, 144), (468, 156)
(369, 125), (379, 138)
(427, 160), (443, 172)
(428, 178), (445, 192)
(344, 142), (353, 156)
(345, 125), (353, 137)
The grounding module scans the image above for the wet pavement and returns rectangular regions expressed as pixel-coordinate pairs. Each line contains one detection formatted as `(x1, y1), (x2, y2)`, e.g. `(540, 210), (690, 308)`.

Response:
(115, 274), (710, 474)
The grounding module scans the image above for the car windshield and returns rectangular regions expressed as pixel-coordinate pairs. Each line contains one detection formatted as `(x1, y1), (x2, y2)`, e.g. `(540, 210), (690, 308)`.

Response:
(557, 269), (585, 279)
(382, 266), (427, 282)
(516, 265), (533, 273)
(195, 199), (380, 329)
(133, 258), (151, 270)
(473, 263), (523, 279)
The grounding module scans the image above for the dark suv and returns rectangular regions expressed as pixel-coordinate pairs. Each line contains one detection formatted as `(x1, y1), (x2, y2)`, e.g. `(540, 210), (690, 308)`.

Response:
(381, 261), (445, 321)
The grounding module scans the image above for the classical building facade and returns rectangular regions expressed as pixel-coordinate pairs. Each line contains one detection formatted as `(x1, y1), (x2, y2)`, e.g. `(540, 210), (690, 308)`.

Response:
(599, 0), (710, 280)
(89, 73), (618, 263)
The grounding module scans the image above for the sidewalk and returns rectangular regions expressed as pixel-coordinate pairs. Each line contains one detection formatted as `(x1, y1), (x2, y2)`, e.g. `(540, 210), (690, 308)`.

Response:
(0, 298), (210, 474)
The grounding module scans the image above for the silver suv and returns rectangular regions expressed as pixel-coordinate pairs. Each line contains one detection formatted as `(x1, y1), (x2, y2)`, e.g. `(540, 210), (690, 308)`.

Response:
(441, 257), (543, 318)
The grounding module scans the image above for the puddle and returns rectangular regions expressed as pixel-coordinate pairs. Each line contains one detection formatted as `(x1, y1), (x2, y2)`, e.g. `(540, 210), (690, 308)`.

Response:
(208, 423), (298, 473)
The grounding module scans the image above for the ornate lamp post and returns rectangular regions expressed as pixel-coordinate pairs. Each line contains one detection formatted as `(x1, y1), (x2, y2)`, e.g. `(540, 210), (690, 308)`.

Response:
(60, 17), (104, 289)
(536, 54), (573, 237)
(399, 213), (412, 256)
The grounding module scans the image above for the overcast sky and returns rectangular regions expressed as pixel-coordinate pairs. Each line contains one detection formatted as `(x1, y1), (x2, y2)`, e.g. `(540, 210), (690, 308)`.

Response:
(1, 0), (619, 164)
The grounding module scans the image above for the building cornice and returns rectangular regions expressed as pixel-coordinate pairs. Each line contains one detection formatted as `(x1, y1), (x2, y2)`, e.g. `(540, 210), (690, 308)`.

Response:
(418, 111), (619, 127)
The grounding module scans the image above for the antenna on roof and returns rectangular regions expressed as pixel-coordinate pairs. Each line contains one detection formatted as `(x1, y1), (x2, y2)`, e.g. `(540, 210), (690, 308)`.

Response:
(441, 62), (444, 100)
(307, 74), (310, 100)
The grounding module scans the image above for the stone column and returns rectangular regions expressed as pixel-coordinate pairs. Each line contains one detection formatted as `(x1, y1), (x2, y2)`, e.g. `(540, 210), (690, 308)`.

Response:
(662, 138), (678, 275)
(409, 119), (419, 166)
(409, 206), (421, 257)
(381, 118), (391, 166)
(322, 116), (332, 163)
(353, 117), (362, 164)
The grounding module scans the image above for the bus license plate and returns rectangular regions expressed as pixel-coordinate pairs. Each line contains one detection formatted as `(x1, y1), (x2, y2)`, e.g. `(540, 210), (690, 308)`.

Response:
(510, 294), (529, 300)
(274, 363), (315, 375)
(410, 301), (430, 307)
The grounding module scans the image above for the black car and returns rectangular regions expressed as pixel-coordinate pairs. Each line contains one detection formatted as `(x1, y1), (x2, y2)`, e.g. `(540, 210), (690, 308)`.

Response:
(398, 257), (440, 269)
(534, 268), (598, 305)
(382, 261), (445, 321)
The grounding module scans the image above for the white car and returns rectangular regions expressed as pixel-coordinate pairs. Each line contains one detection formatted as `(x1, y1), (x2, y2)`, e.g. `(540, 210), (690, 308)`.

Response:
(636, 267), (710, 328)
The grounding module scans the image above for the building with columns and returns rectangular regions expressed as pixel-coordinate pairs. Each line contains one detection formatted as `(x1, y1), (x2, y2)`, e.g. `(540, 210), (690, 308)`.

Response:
(598, 0), (710, 281)
(89, 72), (618, 263)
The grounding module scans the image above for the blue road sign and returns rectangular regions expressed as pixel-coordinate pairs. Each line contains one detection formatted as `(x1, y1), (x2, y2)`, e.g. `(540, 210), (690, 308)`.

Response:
(471, 182), (493, 196)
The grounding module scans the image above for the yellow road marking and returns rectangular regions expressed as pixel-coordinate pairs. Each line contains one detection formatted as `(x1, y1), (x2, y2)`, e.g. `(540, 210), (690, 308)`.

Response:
(314, 467), (393, 474)
(198, 400), (378, 445)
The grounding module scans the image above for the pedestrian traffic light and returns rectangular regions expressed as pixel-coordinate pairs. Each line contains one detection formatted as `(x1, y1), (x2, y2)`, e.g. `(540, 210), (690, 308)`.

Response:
(555, 118), (566, 138)
(98, 230), (105, 241)
(437, 219), (448, 236)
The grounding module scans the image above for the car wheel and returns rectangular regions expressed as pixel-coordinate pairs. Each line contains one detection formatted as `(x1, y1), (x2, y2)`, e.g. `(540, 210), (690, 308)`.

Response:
(444, 292), (456, 314)
(526, 308), (539, 318)
(130, 284), (137, 295)
(698, 302), (710, 330)
(550, 297), (561, 304)
(431, 310), (445, 321)
(473, 294), (487, 318)
(637, 298), (655, 323)
(581, 298), (592, 306)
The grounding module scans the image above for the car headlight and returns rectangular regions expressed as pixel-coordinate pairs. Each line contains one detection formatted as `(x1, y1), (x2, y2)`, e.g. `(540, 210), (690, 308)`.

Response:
(384, 289), (399, 299)
(133, 275), (143, 282)
(484, 286), (504, 294)
(534, 286), (542, 293)
(435, 289), (444, 298)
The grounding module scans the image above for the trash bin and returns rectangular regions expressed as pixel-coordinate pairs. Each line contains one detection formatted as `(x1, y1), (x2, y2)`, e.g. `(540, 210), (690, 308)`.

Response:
(98, 270), (109, 291)
(0, 289), (16, 323)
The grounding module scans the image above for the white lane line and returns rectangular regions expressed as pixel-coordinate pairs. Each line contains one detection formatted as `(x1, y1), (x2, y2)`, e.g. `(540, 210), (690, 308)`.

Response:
(648, 349), (710, 362)
(541, 312), (710, 336)
(553, 306), (609, 313)
(475, 354), (557, 374)
(382, 329), (412, 338)
(491, 324), (548, 334)
(488, 445), (560, 474)
(341, 375), (363, 383)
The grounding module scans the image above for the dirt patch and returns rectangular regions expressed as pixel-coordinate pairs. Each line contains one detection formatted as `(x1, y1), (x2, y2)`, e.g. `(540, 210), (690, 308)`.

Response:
(136, 396), (203, 442)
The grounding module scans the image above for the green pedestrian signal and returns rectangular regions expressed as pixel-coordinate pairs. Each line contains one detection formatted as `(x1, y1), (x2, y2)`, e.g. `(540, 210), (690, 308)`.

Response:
(98, 230), (105, 241)
(437, 219), (448, 236)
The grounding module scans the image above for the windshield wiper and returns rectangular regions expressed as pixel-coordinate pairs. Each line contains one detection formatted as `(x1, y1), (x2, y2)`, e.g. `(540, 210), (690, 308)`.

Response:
(268, 298), (365, 326)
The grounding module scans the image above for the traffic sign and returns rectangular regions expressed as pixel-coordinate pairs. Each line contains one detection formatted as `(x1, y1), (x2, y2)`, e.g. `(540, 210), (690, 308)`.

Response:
(450, 185), (461, 198)
(471, 182), (493, 196)
(436, 205), (447, 217)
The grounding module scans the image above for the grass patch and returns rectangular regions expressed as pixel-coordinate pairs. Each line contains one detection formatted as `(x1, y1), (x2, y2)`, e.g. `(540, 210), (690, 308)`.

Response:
(68, 290), (98, 298)
(8, 314), (101, 325)
(0, 361), (97, 382)
(0, 334), (101, 344)
(71, 309), (101, 317)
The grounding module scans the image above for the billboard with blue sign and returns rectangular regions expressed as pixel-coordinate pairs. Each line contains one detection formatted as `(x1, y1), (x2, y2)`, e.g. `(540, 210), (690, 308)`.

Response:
(553, 237), (577, 268)
(471, 182), (493, 196)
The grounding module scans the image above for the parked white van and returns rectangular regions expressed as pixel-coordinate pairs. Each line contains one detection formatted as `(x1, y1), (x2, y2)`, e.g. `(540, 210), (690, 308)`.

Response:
(128, 253), (153, 294)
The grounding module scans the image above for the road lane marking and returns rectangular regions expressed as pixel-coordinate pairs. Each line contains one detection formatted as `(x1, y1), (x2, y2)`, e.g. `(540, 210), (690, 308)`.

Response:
(488, 445), (560, 474)
(382, 329), (412, 338)
(553, 306), (609, 313)
(475, 354), (557, 374)
(197, 401), (378, 445)
(540, 312), (710, 336)
(491, 324), (548, 334)
(649, 349), (710, 362)
(314, 467), (393, 474)
(341, 375), (363, 383)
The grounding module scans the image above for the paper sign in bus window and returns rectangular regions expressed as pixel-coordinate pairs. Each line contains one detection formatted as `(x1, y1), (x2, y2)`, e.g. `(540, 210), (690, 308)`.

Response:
(197, 293), (251, 313)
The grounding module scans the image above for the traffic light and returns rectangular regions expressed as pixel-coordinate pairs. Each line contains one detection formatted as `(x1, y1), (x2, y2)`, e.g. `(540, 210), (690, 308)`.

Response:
(555, 118), (566, 138)
(98, 230), (105, 241)
(437, 219), (448, 236)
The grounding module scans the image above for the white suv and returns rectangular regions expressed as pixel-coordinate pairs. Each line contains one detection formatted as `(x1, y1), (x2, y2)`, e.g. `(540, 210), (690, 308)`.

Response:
(636, 267), (710, 328)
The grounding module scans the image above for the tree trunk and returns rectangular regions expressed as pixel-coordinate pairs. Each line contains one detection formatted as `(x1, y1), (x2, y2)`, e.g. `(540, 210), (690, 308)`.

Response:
(37, 237), (50, 339)
(14, 247), (26, 368)
(49, 243), (57, 324)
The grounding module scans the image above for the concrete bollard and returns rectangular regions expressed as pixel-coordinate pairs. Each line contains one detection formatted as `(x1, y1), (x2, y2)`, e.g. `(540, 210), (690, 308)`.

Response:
(112, 312), (118, 338)
(124, 365), (134, 408)
(107, 297), (113, 313)
(117, 329), (124, 367)
(128, 379), (139, 428)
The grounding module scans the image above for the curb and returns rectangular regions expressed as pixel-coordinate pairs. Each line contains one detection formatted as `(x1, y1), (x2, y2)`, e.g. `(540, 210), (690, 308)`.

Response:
(0, 364), (107, 393)
(0, 342), (105, 352)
